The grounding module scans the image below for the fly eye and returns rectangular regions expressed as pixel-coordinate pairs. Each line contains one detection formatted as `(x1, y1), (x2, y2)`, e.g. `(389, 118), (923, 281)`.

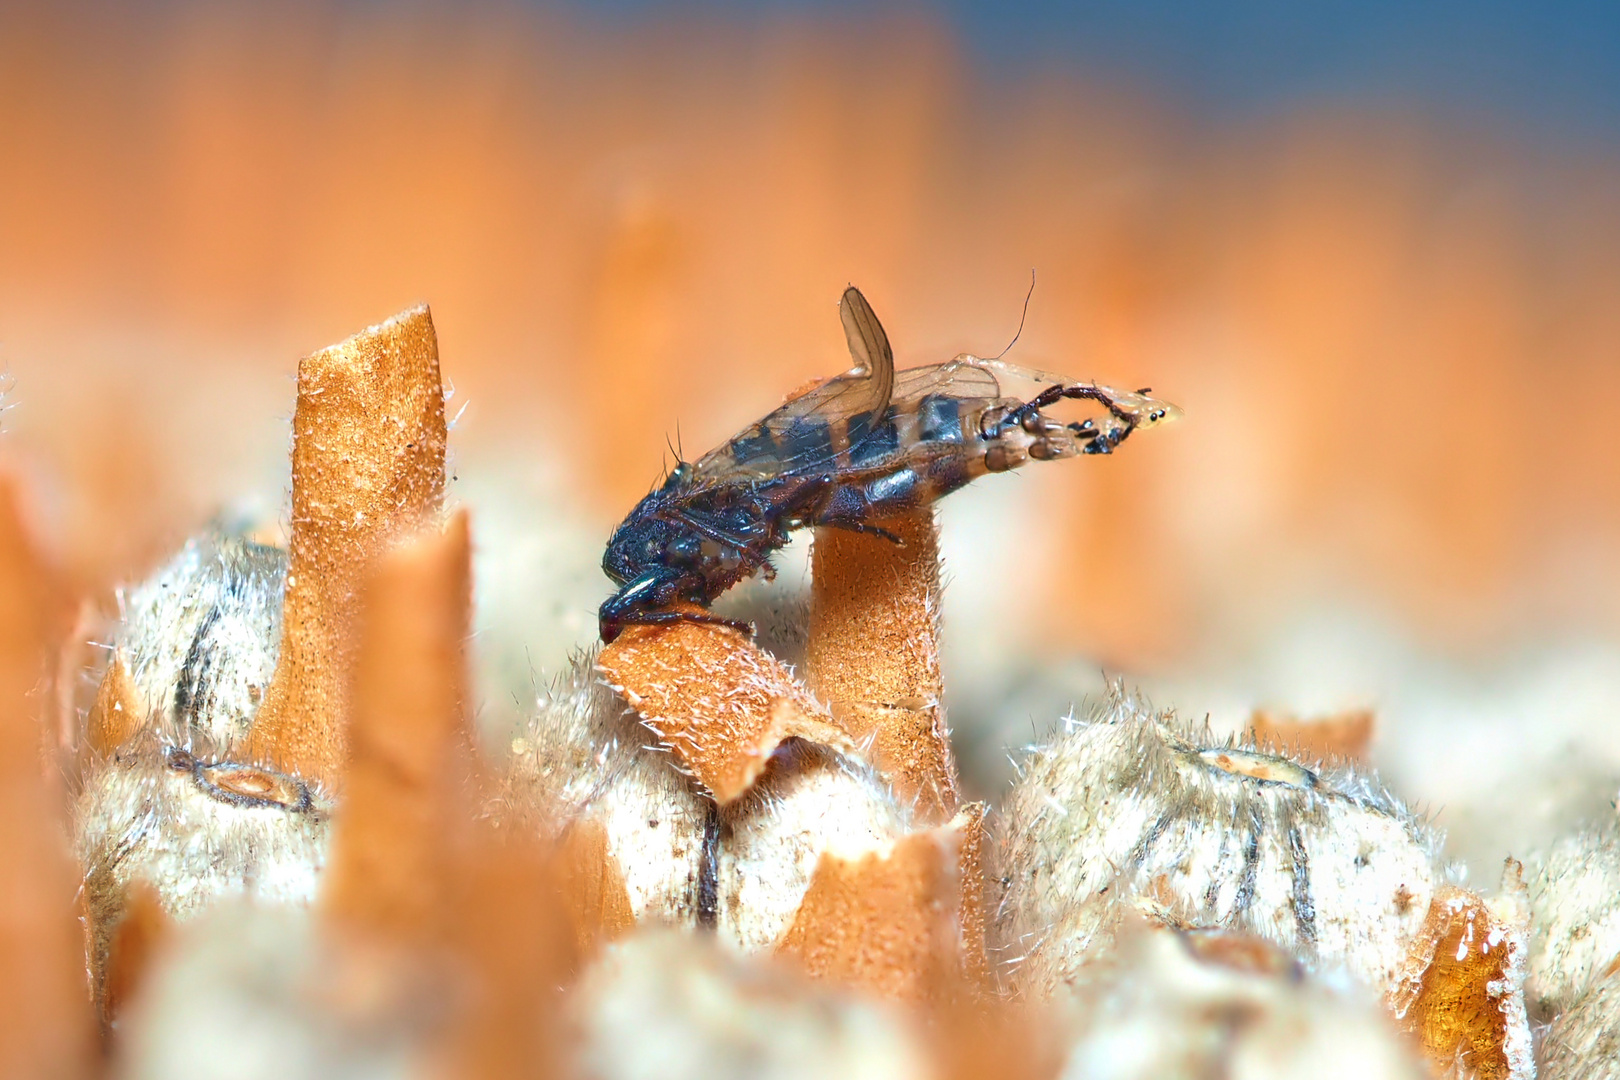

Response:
(1150, 410), (1164, 421)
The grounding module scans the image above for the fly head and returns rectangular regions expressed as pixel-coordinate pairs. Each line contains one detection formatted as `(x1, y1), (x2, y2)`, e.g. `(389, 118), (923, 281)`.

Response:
(603, 494), (709, 587)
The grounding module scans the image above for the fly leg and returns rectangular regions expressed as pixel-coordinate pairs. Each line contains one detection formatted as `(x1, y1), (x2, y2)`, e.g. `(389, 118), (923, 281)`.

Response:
(603, 609), (754, 643)
(1002, 382), (1133, 434)
(803, 476), (905, 544)
(1076, 420), (1131, 455)
(817, 519), (905, 545)
(971, 358), (1178, 445)
(993, 382), (1176, 456)
(969, 356), (1138, 414)
(652, 508), (755, 550)
(599, 570), (753, 643)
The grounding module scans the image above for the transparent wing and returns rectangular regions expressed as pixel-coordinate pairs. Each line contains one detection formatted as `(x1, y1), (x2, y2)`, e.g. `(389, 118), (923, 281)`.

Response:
(690, 286), (897, 484)
(891, 357), (1003, 403)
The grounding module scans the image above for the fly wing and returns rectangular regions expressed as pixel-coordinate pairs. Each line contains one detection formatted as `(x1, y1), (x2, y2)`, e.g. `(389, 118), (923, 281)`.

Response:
(689, 286), (898, 484)
(838, 285), (895, 409)
(891, 356), (1003, 403)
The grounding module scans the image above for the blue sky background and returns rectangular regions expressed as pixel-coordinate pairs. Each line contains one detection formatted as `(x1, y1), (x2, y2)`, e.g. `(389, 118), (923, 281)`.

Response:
(563, 0), (1620, 138)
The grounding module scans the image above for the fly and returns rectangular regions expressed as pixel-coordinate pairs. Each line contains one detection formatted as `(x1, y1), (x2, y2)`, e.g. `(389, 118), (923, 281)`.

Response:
(599, 287), (1181, 642)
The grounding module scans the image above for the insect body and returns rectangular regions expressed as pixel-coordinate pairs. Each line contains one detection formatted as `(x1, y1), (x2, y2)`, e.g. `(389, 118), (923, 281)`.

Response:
(599, 287), (1180, 643)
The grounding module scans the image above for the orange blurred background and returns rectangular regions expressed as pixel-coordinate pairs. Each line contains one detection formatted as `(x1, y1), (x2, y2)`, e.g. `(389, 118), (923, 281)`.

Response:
(4, 2), (1620, 854)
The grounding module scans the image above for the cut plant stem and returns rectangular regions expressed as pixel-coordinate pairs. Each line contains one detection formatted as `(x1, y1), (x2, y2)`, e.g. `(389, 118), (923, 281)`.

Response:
(320, 511), (472, 945)
(599, 612), (855, 805)
(246, 305), (447, 794)
(0, 476), (91, 1078)
(1250, 707), (1375, 764)
(807, 509), (959, 824)
(1388, 875), (1533, 1080)
(776, 807), (980, 1001)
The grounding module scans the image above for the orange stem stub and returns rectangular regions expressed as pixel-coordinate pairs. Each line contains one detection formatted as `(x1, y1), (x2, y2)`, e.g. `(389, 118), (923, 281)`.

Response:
(100, 882), (172, 1025)
(558, 818), (637, 955)
(953, 801), (992, 992)
(775, 807), (982, 1002)
(1388, 882), (1533, 1080)
(0, 476), (92, 1078)
(319, 512), (472, 945)
(86, 654), (142, 758)
(1249, 708), (1375, 764)
(807, 510), (959, 824)
(246, 305), (447, 795)
(442, 829), (578, 1080)
(599, 616), (856, 805)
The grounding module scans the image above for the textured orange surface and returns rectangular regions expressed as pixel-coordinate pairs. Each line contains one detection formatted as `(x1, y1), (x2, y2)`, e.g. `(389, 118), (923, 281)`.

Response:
(559, 819), (637, 957)
(776, 810), (977, 1001)
(1250, 708), (1375, 763)
(246, 306), (447, 794)
(320, 511), (471, 944)
(100, 881), (170, 1025)
(808, 511), (959, 824)
(598, 616), (855, 804)
(1389, 885), (1524, 1080)
(954, 802), (992, 992)
(85, 654), (141, 758)
(0, 477), (90, 1079)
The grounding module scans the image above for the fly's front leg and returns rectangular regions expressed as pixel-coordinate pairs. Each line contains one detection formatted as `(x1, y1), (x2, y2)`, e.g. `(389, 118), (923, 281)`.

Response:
(992, 381), (1182, 457)
(971, 357), (1178, 438)
(1078, 422), (1128, 454)
(599, 571), (753, 642)
(818, 519), (906, 545)
(1001, 382), (1129, 435)
(607, 609), (754, 640)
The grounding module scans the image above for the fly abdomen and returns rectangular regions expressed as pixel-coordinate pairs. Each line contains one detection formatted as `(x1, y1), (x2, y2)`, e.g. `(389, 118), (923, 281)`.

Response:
(863, 467), (921, 507)
(916, 394), (964, 443)
(894, 395), (1101, 499)
(848, 408), (902, 467)
(781, 416), (835, 463)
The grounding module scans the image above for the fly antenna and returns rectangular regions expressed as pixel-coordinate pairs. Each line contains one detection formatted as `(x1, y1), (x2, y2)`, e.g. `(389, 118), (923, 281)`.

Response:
(991, 269), (1037, 361)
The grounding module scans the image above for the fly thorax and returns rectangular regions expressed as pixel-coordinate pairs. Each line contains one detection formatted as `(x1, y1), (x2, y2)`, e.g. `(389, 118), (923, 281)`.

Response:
(664, 531), (703, 567)
(603, 514), (673, 584)
(698, 538), (745, 573)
